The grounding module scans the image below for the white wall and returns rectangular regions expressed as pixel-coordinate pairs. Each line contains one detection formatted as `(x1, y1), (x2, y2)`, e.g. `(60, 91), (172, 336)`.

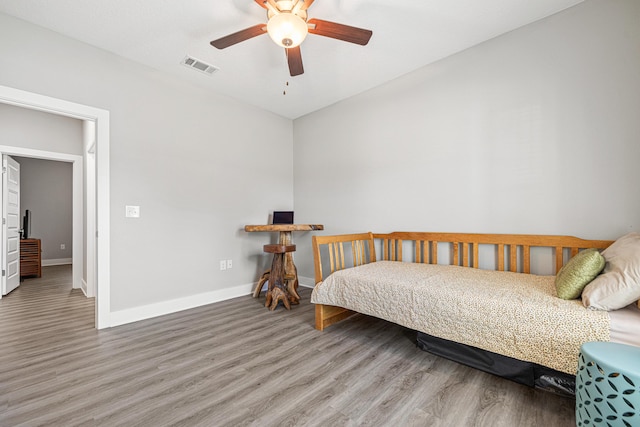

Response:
(0, 13), (293, 314)
(0, 103), (83, 155)
(14, 156), (73, 262)
(293, 0), (640, 280)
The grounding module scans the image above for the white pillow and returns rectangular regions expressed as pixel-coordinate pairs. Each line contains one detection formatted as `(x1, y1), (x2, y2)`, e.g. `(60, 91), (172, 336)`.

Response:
(582, 232), (640, 310)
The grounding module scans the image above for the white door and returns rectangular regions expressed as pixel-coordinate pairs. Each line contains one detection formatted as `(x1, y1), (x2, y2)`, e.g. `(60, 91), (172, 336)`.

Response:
(2, 155), (20, 295)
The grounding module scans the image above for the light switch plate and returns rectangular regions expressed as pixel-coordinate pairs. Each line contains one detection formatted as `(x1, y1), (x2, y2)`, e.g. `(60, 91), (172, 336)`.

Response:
(125, 205), (140, 218)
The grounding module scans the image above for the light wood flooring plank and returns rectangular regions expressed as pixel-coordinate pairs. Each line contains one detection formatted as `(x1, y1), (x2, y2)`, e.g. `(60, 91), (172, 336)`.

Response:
(0, 265), (575, 426)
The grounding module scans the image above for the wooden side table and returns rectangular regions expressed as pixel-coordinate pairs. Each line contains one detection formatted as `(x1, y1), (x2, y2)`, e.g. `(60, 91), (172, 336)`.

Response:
(245, 224), (324, 310)
(20, 238), (42, 279)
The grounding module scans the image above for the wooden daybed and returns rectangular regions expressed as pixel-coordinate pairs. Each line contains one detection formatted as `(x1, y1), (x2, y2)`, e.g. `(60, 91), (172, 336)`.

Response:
(310, 231), (640, 392)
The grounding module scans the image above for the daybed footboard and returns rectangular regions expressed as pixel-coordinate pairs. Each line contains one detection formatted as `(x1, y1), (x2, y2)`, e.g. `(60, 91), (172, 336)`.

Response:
(311, 231), (613, 331)
(312, 233), (376, 330)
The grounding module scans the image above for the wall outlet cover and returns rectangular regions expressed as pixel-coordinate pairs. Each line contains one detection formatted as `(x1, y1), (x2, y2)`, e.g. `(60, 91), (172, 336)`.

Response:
(125, 205), (140, 218)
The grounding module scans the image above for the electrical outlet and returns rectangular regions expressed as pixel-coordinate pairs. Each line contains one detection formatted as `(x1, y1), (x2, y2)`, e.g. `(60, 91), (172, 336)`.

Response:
(125, 205), (140, 218)
(226, 259), (233, 269)
(220, 260), (226, 271)
(60, 244), (65, 250)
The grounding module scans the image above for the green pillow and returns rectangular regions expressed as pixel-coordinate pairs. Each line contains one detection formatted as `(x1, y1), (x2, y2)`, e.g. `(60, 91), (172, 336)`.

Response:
(555, 248), (606, 300)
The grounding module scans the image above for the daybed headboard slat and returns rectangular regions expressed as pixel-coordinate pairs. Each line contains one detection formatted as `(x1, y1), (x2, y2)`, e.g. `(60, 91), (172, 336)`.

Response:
(523, 246), (531, 274)
(498, 244), (505, 271)
(353, 240), (363, 267)
(555, 246), (563, 274)
(351, 242), (357, 267)
(472, 244), (479, 268)
(462, 243), (470, 267)
(510, 245), (517, 272)
(432, 241), (438, 264)
(453, 243), (459, 266)
(328, 243), (336, 274)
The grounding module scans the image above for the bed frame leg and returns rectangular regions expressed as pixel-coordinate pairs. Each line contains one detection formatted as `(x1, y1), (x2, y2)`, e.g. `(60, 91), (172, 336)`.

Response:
(315, 304), (356, 331)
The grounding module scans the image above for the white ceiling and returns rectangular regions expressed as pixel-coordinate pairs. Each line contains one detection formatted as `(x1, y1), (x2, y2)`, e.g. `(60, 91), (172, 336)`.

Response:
(0, 0), (583, 119)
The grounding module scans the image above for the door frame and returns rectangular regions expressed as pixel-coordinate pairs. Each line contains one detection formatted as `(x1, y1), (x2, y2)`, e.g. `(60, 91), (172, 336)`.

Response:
(0, 84), (111, 329)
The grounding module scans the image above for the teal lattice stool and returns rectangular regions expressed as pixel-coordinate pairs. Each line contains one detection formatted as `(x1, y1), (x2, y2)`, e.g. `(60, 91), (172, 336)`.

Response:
(576, 342), (640, 426)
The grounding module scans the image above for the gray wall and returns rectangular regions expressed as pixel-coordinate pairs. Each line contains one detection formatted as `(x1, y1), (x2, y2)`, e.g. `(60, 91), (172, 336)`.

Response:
(293, 0), (640, 279)
(0, 13), (294, 312)
(14, 156), (73, 262)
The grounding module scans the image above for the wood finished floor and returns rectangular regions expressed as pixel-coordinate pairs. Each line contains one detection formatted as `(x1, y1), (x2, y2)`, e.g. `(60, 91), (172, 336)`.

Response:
(0, 266), (576, 426)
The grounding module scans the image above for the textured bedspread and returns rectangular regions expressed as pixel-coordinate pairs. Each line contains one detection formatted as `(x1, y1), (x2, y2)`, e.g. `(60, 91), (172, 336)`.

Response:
(311, 261), (610, 374)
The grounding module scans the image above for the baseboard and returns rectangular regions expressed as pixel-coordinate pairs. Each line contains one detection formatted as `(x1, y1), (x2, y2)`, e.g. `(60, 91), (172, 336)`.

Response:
(109, 283), (255, 328)
(298, 276), (316, 289)
(42, 258), (72, 266)
(81, 278), (88, 296)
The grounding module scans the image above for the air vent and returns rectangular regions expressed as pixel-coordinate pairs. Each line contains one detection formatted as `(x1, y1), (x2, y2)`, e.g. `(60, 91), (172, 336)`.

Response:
(181, 56), (219, 75)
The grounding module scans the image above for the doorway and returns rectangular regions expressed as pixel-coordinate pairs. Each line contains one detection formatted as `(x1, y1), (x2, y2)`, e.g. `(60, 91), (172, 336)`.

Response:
(0, 84), (111, 329)
(1, 149), (82, 290)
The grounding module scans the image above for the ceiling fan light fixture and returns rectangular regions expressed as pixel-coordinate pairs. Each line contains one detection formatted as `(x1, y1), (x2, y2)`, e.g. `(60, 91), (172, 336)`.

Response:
(267, 12), (308, 48)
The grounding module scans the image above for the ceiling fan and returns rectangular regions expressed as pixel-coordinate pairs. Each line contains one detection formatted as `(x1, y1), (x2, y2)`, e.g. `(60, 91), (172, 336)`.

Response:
(210, 0), (373, 77)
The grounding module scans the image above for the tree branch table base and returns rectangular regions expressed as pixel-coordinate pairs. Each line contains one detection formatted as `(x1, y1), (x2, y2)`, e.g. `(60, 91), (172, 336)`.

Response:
(263, 244), (297, 310)
(244, 224), (324, 311)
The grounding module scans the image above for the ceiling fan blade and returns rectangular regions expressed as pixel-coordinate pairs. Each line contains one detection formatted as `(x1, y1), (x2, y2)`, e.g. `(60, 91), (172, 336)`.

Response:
(307, 18), (372, 45)
(286, 46), (304, 76)
(210, 24), (267, 49)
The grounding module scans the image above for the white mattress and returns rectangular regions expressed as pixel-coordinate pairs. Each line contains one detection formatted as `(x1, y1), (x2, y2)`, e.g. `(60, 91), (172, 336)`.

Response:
(311, 261), (640, 374)
(609, 303), (640, 347)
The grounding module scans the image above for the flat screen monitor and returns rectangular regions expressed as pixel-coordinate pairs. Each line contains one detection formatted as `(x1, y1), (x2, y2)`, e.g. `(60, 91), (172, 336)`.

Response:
(272, 211), (294, 224)
(22, 209), (31, 239)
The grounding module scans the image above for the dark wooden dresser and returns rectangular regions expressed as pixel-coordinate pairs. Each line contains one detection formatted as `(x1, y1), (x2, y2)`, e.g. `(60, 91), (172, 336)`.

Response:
(20, 238), (41, 279)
